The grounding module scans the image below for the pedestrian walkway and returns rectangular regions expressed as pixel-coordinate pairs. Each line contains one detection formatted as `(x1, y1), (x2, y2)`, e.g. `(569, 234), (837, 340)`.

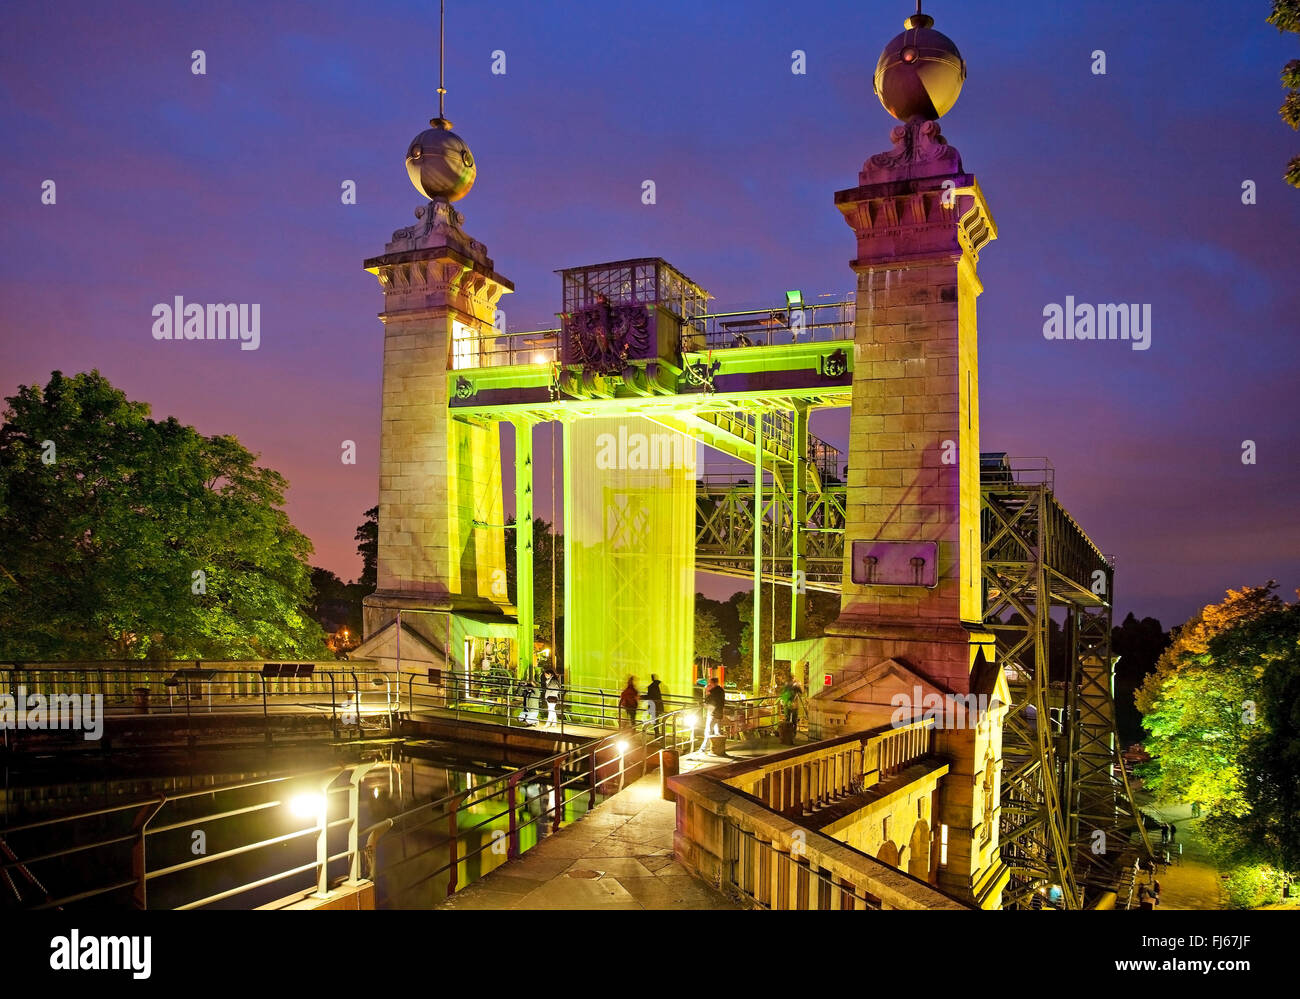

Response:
(1132, 796), (1222, 911)
(437, 742), (786, 910)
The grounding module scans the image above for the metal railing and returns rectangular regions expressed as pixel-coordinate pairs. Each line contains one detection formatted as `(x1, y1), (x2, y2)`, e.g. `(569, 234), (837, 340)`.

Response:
(0, 764), (386, 910)
(443, 297), (854, 373)
(0, 662), (401, 748)
(0, 661), (779, 744)
(0, 690), (782, 909)
(369, 707), (697, 908)
(400, 669), (783, 741)
(684, 300), (855, 351)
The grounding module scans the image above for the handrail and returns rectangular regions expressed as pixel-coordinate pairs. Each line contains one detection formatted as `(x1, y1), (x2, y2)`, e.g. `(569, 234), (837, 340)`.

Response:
(0, 697), (780, 910)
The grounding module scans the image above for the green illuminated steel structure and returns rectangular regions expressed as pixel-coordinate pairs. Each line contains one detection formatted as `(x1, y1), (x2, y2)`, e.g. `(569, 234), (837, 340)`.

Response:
(359, 1), (1150, 910)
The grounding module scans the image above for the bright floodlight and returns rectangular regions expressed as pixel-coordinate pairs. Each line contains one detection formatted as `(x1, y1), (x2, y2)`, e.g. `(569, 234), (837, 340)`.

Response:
(616, 740), (629, 755)
(786, 290), (804, 309)
(684, 712), (697, 727)
(288, 793), (324, 820)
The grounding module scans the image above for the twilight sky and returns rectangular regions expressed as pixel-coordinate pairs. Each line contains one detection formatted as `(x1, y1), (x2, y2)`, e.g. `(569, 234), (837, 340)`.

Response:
(2, 0), (1297, 630)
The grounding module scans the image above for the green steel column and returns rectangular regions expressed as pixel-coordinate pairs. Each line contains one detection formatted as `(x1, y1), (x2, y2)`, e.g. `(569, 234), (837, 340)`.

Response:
(791, 404), (808, 643)
(753, 413), (763, 693)
(562, 421), (574, 681)
(514, 419), (534, 679)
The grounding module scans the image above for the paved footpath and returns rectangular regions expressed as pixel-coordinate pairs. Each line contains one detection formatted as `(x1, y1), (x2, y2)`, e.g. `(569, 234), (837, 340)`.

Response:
(1132, 797), (1223, 911)
(437, 744), (779, 910)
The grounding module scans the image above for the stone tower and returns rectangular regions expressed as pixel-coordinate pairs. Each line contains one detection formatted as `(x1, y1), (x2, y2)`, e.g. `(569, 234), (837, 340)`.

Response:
(357, 110), (515, 672)
(808, 9), (1009, 908)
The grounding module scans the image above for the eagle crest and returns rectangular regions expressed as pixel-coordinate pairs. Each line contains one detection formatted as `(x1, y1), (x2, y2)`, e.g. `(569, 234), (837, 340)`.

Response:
(568, 299), (650, 373)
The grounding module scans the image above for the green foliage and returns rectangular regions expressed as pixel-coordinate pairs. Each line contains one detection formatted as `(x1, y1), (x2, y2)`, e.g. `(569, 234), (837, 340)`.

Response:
(504, 517), (563, 645)
(1112, 612), (1170, 743)
(1287, 153), (1300, 187)
(1139, 583), (1300, 874)
(355, 505), (377, 591)
(1268, 3), (1300, 186)
(1268, 0), (1300, 33)
(694, 604), (725, 665)
(0, 370), (327, 660)
(1222, 865), (1287, 909)
(1137, 585), (1282, 816)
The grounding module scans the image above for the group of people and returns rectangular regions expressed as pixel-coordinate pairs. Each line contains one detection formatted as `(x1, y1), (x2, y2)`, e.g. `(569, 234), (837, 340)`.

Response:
(517, 667), (563, 729)
(619, 675), (666, 733)
(616, 674), (729, 753)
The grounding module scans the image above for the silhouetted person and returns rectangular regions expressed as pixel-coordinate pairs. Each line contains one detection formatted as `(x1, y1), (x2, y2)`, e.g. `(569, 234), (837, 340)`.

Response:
(646, 675), (665, 736)
(703, 678), (726, 753)
(619, 677), (639, 729)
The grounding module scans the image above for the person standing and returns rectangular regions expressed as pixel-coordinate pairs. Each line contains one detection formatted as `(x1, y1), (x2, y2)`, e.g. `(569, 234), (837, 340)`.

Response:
(1161, 823), (1169, 844)
(646, 675), (665, 737)
(778, 679), (797, 725)
(619, 676), (639, 729)
(1169, 823), (1177, 841)
(543, 669), (560, 729)
(703, 677), (726, 754)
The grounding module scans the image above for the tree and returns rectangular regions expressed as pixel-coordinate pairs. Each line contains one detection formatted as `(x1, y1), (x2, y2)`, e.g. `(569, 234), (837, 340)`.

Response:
(1268, 0), (1300, 186)
(1111, 612), (1170, 743)
(355, 505), (377, 591)
(1136, 584), (1283, 817)
(1197, 600), (1300, 873)
(504, 517), (563, 646)
(694, 601), (725, 675)
(0, 371), (327, 660)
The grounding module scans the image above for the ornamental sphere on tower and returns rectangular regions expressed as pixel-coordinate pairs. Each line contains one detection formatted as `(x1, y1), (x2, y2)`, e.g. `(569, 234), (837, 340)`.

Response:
(873, 10), (966, 121)
(405, 116), (477, 202)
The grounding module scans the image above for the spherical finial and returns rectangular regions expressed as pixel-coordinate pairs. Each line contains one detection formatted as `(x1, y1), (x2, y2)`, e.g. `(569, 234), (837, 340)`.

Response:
(873, 10), (966, 121)
(405, 116), (477, 202)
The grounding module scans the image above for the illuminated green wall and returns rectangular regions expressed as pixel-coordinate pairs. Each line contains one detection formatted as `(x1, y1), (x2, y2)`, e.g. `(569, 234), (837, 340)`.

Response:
(564, 416), (696, 698)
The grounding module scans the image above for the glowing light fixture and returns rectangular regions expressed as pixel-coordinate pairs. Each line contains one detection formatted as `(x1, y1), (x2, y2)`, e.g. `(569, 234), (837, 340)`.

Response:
(616, 740), (629, 755)
(289, 793), (324, 820)
(785, 289), (804, 310)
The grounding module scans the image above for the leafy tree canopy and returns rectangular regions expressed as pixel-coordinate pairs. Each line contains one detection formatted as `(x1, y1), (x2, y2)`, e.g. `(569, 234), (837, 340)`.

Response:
(0, 370), (327, 660)
(1137, 582), (1300, 873)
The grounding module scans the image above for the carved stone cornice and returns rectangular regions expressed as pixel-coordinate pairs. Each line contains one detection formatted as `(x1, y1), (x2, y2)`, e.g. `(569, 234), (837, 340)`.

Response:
(835, 119), (996, 268)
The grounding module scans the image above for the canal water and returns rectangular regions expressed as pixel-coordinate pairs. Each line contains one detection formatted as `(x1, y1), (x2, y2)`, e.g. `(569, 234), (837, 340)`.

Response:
(0, 739), (605, 910)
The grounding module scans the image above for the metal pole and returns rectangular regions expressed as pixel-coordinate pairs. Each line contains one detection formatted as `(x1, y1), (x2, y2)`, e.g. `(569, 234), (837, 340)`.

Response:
(506, 773), (520, 859)
(315, 787), (330, 898)
(329, 672), (337, 739)
(515, 419), (535, 681)
(753, 412), (763, 692)
(447, 793), (461, 897)
(552, 760), (563, 833)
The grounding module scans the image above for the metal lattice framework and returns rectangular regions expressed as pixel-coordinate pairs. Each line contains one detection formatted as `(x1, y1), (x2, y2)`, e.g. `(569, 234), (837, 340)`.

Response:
(694, 458), (1152, 908)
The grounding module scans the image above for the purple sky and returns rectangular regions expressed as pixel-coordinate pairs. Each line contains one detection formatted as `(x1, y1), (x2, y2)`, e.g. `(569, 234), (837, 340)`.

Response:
(2, 0), (1297, 630)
